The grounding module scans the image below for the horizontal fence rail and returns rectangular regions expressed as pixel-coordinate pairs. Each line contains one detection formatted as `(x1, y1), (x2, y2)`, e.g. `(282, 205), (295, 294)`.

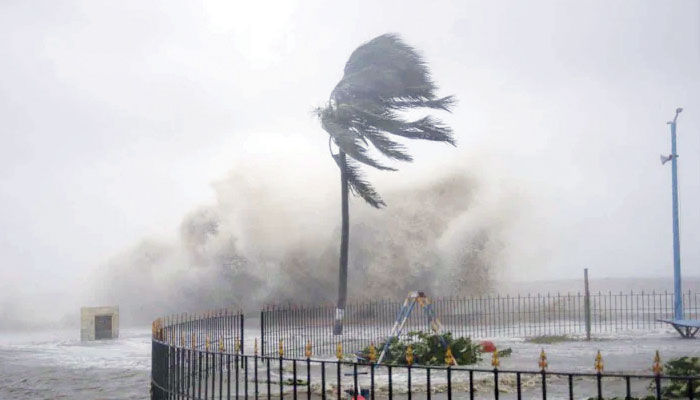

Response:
(261, 291), (700, 357)
(152, 308), (245, 398)
(151, 310), (700, 399)
(152, 294), (700, 400)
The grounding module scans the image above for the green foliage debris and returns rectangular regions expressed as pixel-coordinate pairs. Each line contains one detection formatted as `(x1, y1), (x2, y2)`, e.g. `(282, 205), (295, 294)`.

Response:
(525, 335), (571, 344)
(359, 332), (501, 366)
(656, 356), (700, 398)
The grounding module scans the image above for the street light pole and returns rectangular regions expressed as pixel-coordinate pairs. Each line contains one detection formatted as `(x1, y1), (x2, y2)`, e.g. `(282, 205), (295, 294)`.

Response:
(666, 107), (683, 320)
(659, 108), (700, 336)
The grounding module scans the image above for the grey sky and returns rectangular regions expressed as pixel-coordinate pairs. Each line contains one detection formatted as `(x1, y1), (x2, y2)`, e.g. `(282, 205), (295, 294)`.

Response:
(1, 1), (699, 315)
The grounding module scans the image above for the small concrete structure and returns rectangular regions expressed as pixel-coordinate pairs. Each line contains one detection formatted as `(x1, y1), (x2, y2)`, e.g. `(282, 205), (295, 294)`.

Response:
(81, 306), (119, 341)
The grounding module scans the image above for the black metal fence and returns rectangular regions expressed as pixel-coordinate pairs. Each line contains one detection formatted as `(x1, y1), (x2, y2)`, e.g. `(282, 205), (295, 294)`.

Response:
(151, 311), (700, 399)
(261, 291), (700, 357)
(152, 309), (245, 398)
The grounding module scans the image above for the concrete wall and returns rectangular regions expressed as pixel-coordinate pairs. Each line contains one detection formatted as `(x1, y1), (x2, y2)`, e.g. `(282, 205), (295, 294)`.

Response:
(80, 306), (119, 341)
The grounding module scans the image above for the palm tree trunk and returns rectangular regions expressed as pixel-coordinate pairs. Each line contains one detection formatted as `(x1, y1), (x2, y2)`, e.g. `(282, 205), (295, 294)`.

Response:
(333, 151), (349, 335)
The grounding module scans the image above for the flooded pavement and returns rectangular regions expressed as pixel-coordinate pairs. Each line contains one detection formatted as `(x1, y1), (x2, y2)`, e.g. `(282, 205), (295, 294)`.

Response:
(1, 326), (697, 400)
(0, 328), (150, 400)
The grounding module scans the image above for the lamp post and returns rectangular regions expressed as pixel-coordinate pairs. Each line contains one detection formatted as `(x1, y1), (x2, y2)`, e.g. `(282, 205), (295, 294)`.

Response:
(662, 108), (683, 320)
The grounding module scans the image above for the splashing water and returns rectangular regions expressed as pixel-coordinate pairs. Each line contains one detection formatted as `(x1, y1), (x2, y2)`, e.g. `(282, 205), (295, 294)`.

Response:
(90, 165), (519, 325)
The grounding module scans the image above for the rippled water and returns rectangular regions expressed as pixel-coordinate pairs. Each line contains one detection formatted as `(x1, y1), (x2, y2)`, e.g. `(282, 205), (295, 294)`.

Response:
(0, 329), (151, 400)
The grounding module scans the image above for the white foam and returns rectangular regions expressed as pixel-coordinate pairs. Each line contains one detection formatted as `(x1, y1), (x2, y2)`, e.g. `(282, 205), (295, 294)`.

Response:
(0, 328), (151, 371)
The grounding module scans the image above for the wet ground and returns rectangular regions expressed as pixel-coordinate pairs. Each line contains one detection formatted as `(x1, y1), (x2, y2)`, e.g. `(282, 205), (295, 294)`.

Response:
(0, 326), (697, 400)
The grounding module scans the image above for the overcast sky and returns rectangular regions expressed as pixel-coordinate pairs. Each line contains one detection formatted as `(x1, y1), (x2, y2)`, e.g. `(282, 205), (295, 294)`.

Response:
(1, 0), (699, 312)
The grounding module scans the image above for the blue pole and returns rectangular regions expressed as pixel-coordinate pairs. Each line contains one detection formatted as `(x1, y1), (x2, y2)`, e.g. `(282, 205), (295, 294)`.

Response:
(669, 109), (683, 320)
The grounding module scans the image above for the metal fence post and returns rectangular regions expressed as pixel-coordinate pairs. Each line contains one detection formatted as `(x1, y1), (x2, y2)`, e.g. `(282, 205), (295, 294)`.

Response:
(584, 268), (591, 340)
(261, 308), (266, 357)
(240, 311), (245, 355)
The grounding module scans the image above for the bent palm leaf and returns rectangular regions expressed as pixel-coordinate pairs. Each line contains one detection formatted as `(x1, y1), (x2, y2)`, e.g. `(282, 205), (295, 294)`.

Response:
(319, 33), (456, 207)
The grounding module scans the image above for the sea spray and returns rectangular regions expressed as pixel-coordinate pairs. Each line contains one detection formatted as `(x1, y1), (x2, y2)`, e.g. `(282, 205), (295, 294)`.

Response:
(91, 167), (514, 325)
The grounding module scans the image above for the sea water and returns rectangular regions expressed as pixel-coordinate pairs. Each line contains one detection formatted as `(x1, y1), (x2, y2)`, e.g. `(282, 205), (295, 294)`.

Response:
(0, 328), (151, 400)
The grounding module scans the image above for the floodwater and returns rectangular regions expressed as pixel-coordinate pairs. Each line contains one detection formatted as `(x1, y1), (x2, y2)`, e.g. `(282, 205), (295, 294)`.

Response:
(0, 326), (697, 400)
(0, 328), (151, 400)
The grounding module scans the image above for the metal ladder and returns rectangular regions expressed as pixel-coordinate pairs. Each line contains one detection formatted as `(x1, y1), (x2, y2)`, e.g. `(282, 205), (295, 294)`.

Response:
(376, 291), (446, 365)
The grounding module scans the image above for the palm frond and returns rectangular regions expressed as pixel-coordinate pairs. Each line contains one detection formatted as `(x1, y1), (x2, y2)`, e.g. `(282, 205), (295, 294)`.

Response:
(321, 108), (396, 171)
(331, 33), (439, 106)
(362, 130), (413, 162)
(333, 154), (386, 208)
(383, 95), (457, 112)
(397, 115), (456, 145)
(347, 106), (456, 146)
(318, 33), (456, 208)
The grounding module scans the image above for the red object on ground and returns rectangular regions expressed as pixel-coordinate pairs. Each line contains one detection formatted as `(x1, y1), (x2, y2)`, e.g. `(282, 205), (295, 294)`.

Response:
(480, 340), (496, 352)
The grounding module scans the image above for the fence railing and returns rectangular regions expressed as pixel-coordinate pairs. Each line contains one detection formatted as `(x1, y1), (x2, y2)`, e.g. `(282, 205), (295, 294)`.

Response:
(155, 309), (245, 352)
(152, 308), (245, 397)
(261, 291), (700, 357)
(151, 311), (700, 400)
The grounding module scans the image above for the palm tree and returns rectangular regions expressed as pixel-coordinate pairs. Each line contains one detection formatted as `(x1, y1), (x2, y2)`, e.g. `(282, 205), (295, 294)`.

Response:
(317, 33), (456, 334)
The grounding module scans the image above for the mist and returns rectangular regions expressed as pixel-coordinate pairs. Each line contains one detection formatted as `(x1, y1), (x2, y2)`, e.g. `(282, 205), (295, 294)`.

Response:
(1, 0), (699, 331)
(86, 156), (523, 325)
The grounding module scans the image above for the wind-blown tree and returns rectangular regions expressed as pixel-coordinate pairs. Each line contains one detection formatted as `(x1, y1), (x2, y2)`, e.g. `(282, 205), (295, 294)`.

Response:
(317, 34), (456, 334)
